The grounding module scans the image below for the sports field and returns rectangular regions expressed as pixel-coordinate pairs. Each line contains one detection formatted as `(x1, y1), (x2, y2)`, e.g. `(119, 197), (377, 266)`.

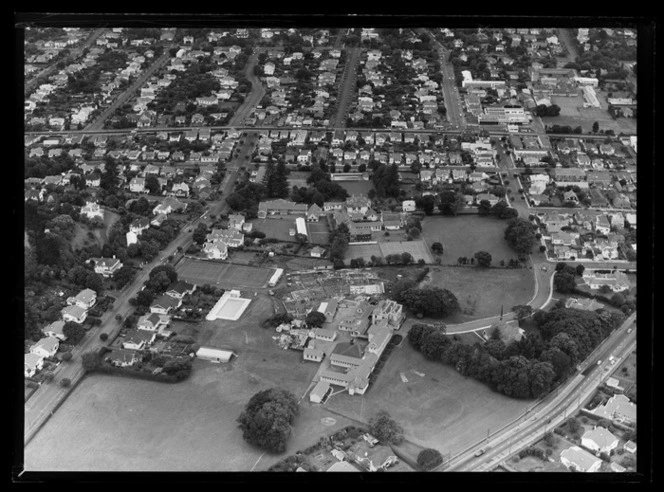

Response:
(421, 216), (519, 266)
(337, 180), (375, 197)
(176, 258), (274, 289)
(545, 92), (637, 134)
(346, 240), (433, 263)
(325, 334), (532, 458)
(251, 217), (299, 242)
(23, 295), (356, 471)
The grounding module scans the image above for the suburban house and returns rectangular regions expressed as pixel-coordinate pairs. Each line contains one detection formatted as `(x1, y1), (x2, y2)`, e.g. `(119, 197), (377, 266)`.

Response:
(61, 305), (88, 324)
(137, 312), (171, 332)
(402, 200), (416, 212)
(623, 441), (637, 454)
(165, 280), (197, 300)
(106, 349), (138, 367)
(25, 353), (45, 378)
(80, 201), (105, 220)
(30, 336), (60, 359)
(228, 214), (245, 231)
(590, 394), (636, 426)
(595, 215), (611, 235)
(203, 239), (229, 260)
(121, 329), (157, 351)
(130, 217), (150, 236)
(149, 291), (183, 314)
(129, 177), (146, 193)
(560, 446), (602, 473)
(89, 256), (123, 277)
(582, 270), (630, 292)
(310, 246), (326, 258)
(67, 288), (97, 310)
(152, 196), (186, 216)
(43, 320), (67, 341)
(581, 427), (620, 455)
(312, 328), (337, 342)
(206, 228), (245, 248)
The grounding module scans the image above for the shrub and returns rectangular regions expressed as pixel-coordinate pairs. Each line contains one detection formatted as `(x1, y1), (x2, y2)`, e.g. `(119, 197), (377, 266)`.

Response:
(99, 333), (109, 341)
(60, 378), (72, 387)
(417, 448), (443, 471)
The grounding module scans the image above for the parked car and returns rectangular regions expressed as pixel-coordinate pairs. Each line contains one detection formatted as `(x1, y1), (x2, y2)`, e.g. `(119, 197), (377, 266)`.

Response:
(474, 448), (485, 457)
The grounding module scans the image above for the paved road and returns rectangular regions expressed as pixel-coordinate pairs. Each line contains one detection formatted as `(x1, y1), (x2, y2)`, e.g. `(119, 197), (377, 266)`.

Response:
(420, 28), (466, 128)
(25, 28), (107, 96)
(83, 51), (173, 132)
(557, 28), (580, 63)
(227, 52), (265, 127)
(330, 47), (362, 128)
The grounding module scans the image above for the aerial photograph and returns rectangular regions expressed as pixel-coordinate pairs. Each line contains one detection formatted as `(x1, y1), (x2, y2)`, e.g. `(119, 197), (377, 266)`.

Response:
(18, 14), (649, 481)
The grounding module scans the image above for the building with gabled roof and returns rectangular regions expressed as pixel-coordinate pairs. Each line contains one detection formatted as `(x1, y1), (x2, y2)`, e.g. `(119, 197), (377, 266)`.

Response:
(560, 446), (602, 472)
(581, 427), (620, 455)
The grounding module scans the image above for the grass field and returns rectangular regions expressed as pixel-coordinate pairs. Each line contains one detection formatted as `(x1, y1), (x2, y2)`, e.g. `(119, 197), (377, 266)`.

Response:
(324, 335), (532, 457)
(421, 216), (521, 266)
(251, 217), (299, 242)
(176, 258), (275, 289)
(23, 295), (356, 471)
(544, 91), (637, 134)
(337, 180), (374, 197)
(420, 266), (535, 321)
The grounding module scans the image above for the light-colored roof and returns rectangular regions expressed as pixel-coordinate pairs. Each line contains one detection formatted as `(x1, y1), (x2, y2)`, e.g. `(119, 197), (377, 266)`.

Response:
(31, 337), (59, 353)
(582, 427), (619, 449)
(327, 461), (360, 472)
(560, 446), (601, 471)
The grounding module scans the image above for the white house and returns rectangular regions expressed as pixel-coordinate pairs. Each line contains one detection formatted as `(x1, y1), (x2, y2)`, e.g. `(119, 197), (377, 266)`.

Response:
(90, 257), (123, 277)
(402, 200), (416, 212)
(581, 427), (620, 455)
(137, 312), (171, 332)
(43, 320), (67, 341)
(25, 353), (45, 378)
(80, 201), (105, 220)
(121, 329), (156, 351)
(149, 295), (182, 315)
(203, 239), (229, 260)
(30, 337), (60, 359)
(560, 446), (602, 472)
(67, 288), (97, 310)
(196, 347), (236, 363)
(106, 349), (138, 367)
(61, 305), (87, 324)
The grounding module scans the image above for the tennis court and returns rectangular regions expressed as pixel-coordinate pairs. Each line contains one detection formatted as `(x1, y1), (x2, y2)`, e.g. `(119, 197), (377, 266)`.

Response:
(306, 221), (330, 245)
(346, 240), (433, 264)
(177, 259), (274, 289)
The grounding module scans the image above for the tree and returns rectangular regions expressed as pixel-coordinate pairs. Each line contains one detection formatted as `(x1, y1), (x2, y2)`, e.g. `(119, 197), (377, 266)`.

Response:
(401, 286), (460, 318)
(369, 410), (404, 445)
(415, 195), (436, 215)
(512, 305), (533, 321)
(576, 264), (585, 276)
(431, 242), (444, 255)
(417, 448), (443, 471)
(237, 388), (299, 453)
(305, 310), (326, 328)
(62, 322), (86, 345)
(592, 121), (600, 133)
(478, 199), (492, 216)
(438, 190), (465, 216)
(554, 271), (577, 294)
(192, 223), (208, 244)
(82, 351), (102, 372)
(60, 378), (72, 388)
(145, 175), (161, 195)
(474, 251), (492, 268)
(504, 218), (537, 255)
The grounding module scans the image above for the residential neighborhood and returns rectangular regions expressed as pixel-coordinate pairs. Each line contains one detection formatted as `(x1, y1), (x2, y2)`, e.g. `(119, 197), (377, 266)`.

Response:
(21, 21), (643, 478)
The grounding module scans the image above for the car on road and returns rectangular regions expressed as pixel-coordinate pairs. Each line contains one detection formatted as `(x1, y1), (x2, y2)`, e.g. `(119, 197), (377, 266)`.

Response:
(627, 327), (633, 333)
(474, 449), (486, 457)
(541, 265), (548, 271)
(597, 360), (602, 365)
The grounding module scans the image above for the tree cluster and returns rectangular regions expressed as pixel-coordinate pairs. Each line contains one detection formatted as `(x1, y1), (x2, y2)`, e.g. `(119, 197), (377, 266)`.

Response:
(399, 286), (460, 318)
(504, 218), (537, 256)
(237, 388), (299, 453)
(368, 410), (404, 445)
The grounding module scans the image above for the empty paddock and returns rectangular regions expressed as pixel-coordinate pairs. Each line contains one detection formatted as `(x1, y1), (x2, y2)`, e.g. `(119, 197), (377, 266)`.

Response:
(176, 259), (274, 289)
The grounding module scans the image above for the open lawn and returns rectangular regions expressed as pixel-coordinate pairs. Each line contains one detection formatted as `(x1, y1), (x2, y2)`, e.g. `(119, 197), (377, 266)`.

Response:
(545, 92), (637, 134)
(421, 215), (521, 266)
(24, 294), (356, 471)
(176, 258), (275, 289)
(324, 337), (532, 458)
(337, 180), (374, 197)
(251, 217), (299, 242)
(420, 266), (535, 321)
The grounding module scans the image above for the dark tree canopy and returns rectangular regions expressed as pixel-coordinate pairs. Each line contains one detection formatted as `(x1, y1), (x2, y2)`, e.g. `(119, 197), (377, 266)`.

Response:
(504, 218), (537, 255)
(417, 448), (443, 471)
(368, 410), (404, 445)
(237, 388), (299, 453)
(401, 287), (460, 318)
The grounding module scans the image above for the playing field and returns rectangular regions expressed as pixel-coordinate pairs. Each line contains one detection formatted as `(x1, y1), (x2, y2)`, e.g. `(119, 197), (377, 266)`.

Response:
(544, 92), (637, 134)
(421, 215), (520, 266)
(337, 180), (375, 196)
(347, 240), (433, 263)
(23, 295), (356, 472)
(176, 258), (274, 289)
(325, 334), (532, 458)
(251, 217), (299, 242)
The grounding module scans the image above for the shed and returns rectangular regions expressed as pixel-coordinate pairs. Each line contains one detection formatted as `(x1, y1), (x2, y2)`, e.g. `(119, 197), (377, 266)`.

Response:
(309, 380), (331, 403)
(196, 347), (236, 363)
